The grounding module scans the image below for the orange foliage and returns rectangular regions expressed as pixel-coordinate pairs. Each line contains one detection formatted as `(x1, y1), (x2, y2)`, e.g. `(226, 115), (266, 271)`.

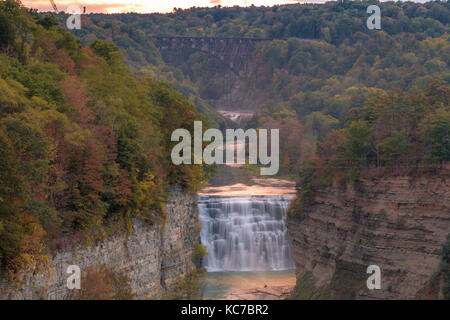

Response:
(77, 265), (134, 300)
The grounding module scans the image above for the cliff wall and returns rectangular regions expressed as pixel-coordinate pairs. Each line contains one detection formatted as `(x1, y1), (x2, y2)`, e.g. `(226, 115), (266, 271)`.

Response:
(0, 188), (198, 299)
(287, 173), (449, 299)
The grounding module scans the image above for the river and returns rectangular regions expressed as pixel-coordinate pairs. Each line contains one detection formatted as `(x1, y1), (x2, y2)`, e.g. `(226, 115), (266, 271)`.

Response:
(197, 174), (297, 300)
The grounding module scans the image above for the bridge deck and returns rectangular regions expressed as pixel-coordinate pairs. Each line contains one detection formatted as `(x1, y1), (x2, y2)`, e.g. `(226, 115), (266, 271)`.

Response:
(150, 35), (312, 42)
(150, 35), (279, 41)
(149, 35), (311, 76)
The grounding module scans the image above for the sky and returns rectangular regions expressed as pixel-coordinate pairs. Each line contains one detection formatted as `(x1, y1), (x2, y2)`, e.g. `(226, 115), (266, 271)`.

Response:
(22, 0), (324, 14)
(22, 0), (428, 14)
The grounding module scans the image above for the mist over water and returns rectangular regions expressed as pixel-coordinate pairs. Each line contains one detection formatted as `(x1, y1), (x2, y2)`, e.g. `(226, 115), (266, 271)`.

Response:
(199, 195), (295, 272)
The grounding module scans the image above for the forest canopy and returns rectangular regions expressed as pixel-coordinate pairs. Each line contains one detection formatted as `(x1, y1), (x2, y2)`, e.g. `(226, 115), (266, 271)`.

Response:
(0, 0), (209, 277)
(0, 0), (449, 277)
(65, 2), (449, 177)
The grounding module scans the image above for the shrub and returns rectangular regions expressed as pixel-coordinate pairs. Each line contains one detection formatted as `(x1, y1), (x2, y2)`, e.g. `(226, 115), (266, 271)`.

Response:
(192, 242), (207, 269)
(77, 265), (135, 300)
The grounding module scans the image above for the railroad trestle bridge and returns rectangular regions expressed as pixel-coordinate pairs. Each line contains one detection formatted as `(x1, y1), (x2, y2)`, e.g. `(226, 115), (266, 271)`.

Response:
(150, 35), (310, 76)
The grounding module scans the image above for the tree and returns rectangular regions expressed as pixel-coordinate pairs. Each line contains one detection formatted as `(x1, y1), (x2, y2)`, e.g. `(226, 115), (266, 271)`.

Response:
(0, 12), (14, 50)
(421, 107), (450, 163)
(90, 40), (120, 63)
(340, 120), (372, 166)
(378, 130), (411, 167)
(37, 14), (57, 30)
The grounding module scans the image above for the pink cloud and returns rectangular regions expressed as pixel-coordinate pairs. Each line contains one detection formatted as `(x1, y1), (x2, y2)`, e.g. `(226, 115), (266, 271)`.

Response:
(22, 1), (143, 13)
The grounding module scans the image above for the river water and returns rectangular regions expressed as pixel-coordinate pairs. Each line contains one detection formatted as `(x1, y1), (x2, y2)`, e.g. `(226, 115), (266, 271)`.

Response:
(200, 270), (296, 300)
(198, 180), (296, 299)
(199, 195), (295, 271)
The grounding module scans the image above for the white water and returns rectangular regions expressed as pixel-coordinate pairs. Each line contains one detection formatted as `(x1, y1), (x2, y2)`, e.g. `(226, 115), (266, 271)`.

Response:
(199, 195), (295, 272)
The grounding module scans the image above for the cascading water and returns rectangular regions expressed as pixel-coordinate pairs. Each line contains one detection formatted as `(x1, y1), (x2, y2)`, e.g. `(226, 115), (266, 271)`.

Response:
(198, 195), (295, 272)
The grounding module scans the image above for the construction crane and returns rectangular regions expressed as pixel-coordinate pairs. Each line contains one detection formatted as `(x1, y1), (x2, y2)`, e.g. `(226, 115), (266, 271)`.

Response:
(49, 0), (86, 14)
(49, 0), (58, 13)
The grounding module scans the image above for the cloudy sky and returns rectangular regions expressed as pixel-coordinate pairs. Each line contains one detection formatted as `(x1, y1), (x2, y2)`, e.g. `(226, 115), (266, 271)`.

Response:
(22, 0), (324, 14)
(22, 0), (428, 13)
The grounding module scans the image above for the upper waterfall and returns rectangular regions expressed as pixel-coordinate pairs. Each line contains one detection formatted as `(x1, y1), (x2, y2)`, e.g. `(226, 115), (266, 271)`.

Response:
(198, 195), (295, 272)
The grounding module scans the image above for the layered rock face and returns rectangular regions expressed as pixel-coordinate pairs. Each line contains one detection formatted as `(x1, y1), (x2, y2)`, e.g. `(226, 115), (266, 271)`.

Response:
(287, 174), (449, 299)
(0, 188), (198, 299)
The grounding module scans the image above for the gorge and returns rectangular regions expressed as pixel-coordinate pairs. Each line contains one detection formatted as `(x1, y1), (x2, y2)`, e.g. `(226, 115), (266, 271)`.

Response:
(0, 188), (199, 299)
(287, 173), (450, 299)
(197, 170), (449, 300)
(1, 1), (449, 301)
(2, 169), (447, 300)
(197, 181), (297, 299)
(198, 195), (295, 271)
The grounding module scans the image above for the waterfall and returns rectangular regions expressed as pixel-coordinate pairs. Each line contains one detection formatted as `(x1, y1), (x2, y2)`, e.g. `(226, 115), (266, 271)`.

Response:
(199, 195), (295, 272)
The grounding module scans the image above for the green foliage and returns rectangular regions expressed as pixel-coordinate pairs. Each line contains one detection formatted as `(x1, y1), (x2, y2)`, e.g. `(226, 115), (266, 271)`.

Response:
(289, 162), (317, 217)
(421, 107), (450, 162)
(378, 130), (411, 165)
(51, 2), (448, 176)
(192, 242), (207, 269)
(61, 13), (231, 130)
(340, 120), (372, 165)
(73, 2), (448, 41)
(90, 40), (120, 63)
(0, 12), (14, 49)
(290, 80), (449, 216)
(165, 268), (206, 300)
(0, 2), (209, 276)
(37, 14), (57, 30)
(165, 242), (207, 299)
(1, 0), (449, 283)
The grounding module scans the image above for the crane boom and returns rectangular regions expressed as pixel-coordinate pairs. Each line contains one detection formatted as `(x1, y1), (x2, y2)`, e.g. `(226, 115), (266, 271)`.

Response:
(49, 0), (58, 13)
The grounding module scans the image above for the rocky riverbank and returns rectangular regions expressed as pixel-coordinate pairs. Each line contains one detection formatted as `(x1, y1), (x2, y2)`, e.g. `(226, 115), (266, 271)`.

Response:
(287, 173), (450, 299)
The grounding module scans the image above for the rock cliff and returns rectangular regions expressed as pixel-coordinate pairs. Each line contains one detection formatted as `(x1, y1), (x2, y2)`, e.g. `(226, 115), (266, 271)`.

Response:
(287, 173), (450, 299)
(0, 188), (198, 299)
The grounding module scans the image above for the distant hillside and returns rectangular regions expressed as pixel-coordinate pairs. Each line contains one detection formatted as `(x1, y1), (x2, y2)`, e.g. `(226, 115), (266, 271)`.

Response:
(0, 0), (209, 278)
(50, 12), (235, 129)
(43, 1), (449, 176)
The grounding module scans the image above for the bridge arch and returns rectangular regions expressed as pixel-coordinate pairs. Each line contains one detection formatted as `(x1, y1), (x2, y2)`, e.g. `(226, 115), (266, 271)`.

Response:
(149, 35), (274, 76)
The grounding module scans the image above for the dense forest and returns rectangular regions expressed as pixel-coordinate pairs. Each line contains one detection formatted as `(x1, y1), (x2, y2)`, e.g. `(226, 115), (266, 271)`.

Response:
(1, 0), (449, 281)
(0, 0), (209, 279)
(59, 1), (448, 227)
(52, 1), (449, 177)
(291, 80), (449, 215)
